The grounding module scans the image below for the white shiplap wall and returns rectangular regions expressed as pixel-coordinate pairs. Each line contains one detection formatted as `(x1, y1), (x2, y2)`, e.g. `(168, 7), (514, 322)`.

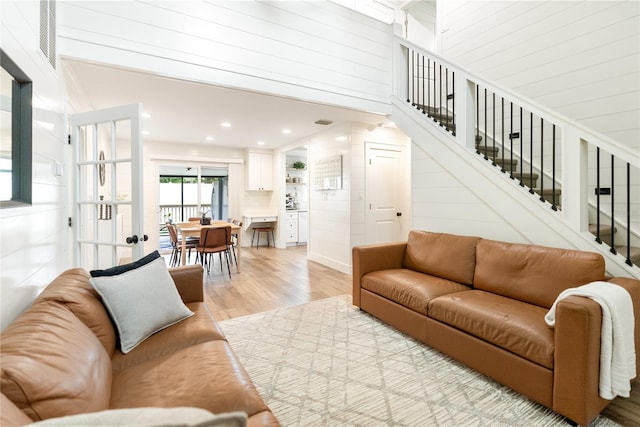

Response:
(305, 123), (410, 274)
(441, 0), (640, 151)
(406, 0), (437, 51)
(1, 1), (69, 329)
(58, 0), (393, 115)
(308, 124), (353, 273)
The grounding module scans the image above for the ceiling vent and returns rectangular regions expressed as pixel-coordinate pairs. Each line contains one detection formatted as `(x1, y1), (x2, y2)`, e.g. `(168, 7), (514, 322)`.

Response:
(314, 119), (333, 125)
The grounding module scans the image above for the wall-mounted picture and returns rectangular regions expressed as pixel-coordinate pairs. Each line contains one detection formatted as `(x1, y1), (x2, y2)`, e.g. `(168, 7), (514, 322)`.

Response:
(314, 154), (342, 190)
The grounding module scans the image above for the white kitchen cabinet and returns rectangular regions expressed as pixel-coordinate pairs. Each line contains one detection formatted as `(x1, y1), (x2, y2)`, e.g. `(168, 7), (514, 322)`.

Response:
(246, 151), (273, 191)
(284, 211), (298, 243)
(298, 211), (308, 243)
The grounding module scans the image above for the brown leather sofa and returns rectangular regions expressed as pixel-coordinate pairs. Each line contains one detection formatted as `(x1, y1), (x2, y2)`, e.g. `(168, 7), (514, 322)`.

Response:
(352, 230), (640, 426)
(1, 264), (279, 426)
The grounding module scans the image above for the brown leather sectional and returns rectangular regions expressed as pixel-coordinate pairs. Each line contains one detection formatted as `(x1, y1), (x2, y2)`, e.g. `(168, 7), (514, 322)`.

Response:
(352, 230), (640, 426)
(0, 264), (279, 426)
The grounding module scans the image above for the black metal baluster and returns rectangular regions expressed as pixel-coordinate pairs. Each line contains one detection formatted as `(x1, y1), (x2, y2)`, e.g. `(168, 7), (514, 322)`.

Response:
(519, 107), (524, 186)
(415, 53), (424, 110)
(406, 48), (410, 103)
(452, 71), (456, 136)
(433, 60), (436, 119)
(476, 85), (480, 154)
(484, 88), (488, 160)
(539, 118), (545, 202)
(411, 51), (416, 106)
(596, 147), (602, 243)
(438, 64), (443, 124)
(529, 112), (534, 193)
(501, 97), (505, 173)
(492, 92), (496, 166)
(422, 55), (426, 114)
(551, 124), (557, 210)
(445, 67), (449, 121)
(510, 102), (514, 179)
(610, 154), (616, 254)
(625, 162), (632, 266)
(427, 58), (431, 114)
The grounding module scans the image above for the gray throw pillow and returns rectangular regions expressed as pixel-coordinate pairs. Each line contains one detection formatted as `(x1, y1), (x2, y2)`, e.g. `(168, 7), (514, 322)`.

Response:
(90, 257), (194, 353)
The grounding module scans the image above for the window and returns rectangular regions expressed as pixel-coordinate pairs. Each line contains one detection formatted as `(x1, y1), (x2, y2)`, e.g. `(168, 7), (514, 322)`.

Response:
(158, 167), (228, 223)
(0, 49), (32, 206)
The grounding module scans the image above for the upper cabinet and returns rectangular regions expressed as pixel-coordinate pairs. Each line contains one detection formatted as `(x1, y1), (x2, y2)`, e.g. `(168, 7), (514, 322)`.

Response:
(246, 151), (273, 191)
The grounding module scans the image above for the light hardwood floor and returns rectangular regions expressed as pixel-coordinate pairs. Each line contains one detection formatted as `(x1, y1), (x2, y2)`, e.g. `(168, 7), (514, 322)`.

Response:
(198, 244), (351, 321)
(173, 245), (639, 426)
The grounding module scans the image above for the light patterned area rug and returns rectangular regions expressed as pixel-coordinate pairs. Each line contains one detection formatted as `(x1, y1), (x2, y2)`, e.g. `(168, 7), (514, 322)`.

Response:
(219, 295), (620, 427)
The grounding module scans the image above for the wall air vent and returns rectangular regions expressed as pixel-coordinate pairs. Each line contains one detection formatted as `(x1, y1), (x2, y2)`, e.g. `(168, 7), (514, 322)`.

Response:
(314, 119), (333, 125)
(39, 0), (57, 69)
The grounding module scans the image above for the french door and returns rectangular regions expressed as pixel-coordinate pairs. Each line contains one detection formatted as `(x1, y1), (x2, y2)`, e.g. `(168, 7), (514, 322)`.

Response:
(70, 103), (145, 270)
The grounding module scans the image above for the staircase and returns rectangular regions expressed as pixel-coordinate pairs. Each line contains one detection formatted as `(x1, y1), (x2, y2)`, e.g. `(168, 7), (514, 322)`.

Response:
(406, 51), (640, 275)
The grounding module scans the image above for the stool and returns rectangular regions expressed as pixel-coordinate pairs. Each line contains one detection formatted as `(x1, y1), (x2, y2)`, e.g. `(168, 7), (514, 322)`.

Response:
(252, 227), (275, 249)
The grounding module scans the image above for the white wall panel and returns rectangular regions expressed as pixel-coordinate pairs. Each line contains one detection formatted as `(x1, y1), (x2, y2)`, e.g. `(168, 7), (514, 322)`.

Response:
(441, 1), (640, 150)
(58, 0), (392, 114)
(1, 0), (69, 330)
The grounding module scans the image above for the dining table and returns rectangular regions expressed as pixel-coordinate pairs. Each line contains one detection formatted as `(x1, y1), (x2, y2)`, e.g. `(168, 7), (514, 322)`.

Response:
(175, 220), (242, 273)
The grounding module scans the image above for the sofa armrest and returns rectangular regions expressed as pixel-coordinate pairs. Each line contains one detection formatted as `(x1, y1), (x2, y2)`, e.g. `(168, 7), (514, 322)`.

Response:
(607, 277), (640, 378)
(169, 265), (204, 304)
(352, 242), (406, 307)
(552, 295), (607, 426)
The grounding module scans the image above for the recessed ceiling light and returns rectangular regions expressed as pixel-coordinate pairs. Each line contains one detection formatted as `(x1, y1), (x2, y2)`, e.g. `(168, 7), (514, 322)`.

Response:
(257, 141), (265, 146)
(205, 136), (214, 141)
(282, 129), (291, 134)
(336, 136), (347, 141)
(142, 130), (150, 135)
(142, 112), (152, 118)
(221, 122), (231, 128)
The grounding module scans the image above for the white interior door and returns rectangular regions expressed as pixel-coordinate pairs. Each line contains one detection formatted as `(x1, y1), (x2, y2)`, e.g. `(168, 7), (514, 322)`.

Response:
(365, 142), (406, 244)
(70, 104), (145, 270)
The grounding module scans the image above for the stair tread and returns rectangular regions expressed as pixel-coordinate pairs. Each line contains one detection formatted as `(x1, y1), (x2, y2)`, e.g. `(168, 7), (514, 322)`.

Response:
(589, 224), (614, 234)
(616, 245), (640, 257)
(535, 188), (561, 194)
(511, 172), (539, 179)
(615, 246), (640, 266)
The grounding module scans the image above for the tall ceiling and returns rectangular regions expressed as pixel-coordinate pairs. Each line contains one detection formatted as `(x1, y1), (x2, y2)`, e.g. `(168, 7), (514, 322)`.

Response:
(62, 59), (393, 150)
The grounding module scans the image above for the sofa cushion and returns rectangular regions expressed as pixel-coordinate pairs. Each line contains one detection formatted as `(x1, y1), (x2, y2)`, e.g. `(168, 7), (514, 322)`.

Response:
(111, 302), (227, 371)
(362, 268), (471, 315)
(428, 290), (554, 369)
(110, 340), (271, 419)
(403, 231), (480, 285)
(474, 239), (606, 308)
(0, 302), (112, 421)
(90, 257), (194, 354)
(1, 392), (33, 425)
(33, 268), (117, 356)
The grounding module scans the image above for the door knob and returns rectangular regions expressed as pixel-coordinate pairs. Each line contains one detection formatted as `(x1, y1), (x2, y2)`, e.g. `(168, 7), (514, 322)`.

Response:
(142, 234), (149, 242)
(126, 235), (139, 244)
(396, 212), (402, 217)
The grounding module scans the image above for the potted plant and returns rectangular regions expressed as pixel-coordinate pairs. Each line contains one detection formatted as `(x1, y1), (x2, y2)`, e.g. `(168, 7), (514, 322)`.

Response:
(292, 161), (306, 170)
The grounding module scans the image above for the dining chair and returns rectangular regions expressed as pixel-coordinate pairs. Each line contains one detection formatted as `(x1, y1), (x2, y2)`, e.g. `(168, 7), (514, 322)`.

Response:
(227, 219), (242, 266)
(196, 226), (232, 278)
(167, 223), (198, 267)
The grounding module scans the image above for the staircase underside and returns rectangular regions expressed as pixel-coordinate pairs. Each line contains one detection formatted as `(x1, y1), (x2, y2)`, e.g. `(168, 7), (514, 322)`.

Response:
(398, 98), (639, 275)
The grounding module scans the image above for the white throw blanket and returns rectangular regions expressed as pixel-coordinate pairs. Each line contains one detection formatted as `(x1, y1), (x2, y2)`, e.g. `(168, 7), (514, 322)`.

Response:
(545, 281), (636, 400)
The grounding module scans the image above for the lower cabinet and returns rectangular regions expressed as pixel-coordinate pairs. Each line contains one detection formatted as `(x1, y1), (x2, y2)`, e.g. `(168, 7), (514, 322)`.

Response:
(284, 212), (298, 243)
